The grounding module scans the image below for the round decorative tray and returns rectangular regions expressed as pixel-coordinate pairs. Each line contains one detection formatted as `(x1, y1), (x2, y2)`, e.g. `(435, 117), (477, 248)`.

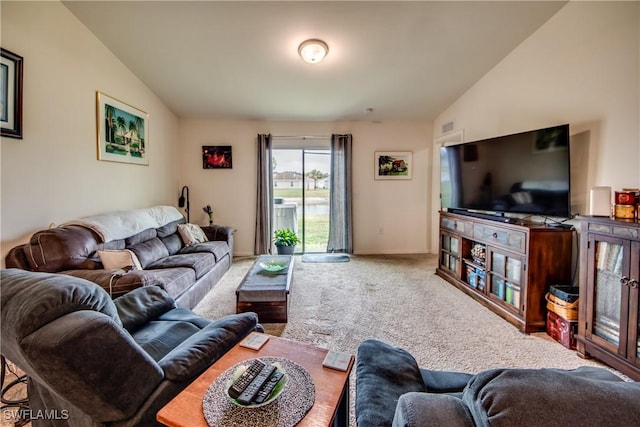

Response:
(259, 261), (288, 272)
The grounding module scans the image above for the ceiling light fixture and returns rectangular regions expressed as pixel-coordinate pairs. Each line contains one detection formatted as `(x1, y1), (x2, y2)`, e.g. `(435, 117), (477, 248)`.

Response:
(298, 39), (329, 64)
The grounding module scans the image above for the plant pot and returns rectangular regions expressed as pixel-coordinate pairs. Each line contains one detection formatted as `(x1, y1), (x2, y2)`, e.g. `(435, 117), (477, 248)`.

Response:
(276, 244), (296, 255)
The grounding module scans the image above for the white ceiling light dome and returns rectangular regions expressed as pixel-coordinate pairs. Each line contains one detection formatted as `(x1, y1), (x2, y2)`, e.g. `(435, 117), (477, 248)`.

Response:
(298, 39), (329, 64)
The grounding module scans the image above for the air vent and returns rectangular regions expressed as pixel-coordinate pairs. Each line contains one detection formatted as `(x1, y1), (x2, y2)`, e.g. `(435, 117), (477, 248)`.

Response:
(442, 121), (455, 134)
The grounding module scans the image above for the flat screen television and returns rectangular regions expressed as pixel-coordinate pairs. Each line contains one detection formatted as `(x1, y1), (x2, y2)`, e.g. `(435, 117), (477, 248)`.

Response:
(440, 124), (570, 219)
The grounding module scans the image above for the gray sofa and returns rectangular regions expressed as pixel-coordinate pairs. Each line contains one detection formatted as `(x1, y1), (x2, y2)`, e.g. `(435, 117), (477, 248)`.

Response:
(0, 268), (261, 427)
(5, 205), (233, 309)
(356, 339), (640, 427)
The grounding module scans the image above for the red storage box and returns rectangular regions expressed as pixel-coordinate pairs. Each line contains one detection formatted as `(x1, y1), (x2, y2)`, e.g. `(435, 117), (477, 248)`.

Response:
(546, 311), (577, 350)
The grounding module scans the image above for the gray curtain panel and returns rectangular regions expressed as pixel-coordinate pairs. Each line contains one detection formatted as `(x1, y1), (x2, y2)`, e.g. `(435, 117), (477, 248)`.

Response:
(327, 134), (353, 253)
(254, 134), (273, 255)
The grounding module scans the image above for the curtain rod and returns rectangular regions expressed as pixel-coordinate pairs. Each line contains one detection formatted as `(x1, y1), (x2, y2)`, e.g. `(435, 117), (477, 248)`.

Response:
(271, 135), (330, 140)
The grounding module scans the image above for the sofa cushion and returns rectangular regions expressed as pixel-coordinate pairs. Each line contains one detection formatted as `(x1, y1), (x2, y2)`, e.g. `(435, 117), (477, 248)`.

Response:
(156, 219), (184, 238)
(97, 249), (143, 270)
(114, 286), (177, 332)
(147, 253), (215, 279)
(180, 241), (230, 262)
(131, 320), (201, 361)
(161, 233), (184, 255)
(125, 228), (158, 247)
(462, 367), (640, 427)
(129, 237), (170, 268)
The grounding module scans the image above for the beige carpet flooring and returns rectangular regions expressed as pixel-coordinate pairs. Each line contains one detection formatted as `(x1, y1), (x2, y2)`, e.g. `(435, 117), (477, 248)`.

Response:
(194, 254), (609, 426)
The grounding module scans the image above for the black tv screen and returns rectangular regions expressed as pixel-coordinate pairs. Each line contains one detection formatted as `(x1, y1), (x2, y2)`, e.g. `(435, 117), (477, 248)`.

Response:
(440, 124), (571, 218)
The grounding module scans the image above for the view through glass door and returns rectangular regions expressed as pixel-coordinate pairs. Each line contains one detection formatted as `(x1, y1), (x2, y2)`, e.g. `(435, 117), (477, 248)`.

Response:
(272, 145), (331, 253)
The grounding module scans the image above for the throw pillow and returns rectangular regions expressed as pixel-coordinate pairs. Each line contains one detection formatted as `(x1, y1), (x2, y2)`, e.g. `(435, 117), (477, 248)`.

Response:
(178, 223), (209, 246)
(98, 249), (143, 270)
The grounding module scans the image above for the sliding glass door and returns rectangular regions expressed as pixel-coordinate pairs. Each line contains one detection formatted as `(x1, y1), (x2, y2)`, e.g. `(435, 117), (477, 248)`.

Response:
(272, 142), (331, 253)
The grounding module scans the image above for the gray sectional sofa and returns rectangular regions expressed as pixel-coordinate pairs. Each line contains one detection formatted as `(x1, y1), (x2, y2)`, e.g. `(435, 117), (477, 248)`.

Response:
(5, 205), (233, 309)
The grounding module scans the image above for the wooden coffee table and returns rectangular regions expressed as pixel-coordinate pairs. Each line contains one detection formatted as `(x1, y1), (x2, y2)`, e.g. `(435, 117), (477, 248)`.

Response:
(156, 333), (354, 427)
(236, 255), (294, 322)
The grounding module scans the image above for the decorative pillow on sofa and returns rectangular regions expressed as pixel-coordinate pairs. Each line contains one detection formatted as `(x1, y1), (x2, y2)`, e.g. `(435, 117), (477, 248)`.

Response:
(97, 249), (143, 270)
(178, 223), (209, 246)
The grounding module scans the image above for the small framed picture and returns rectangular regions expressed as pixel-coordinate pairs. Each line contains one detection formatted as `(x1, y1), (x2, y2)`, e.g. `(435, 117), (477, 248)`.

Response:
(96, 91), (149, 165)
(203, 145), (232, 169)
(374, 151), (412, 180)
(1, 48), (24, 139)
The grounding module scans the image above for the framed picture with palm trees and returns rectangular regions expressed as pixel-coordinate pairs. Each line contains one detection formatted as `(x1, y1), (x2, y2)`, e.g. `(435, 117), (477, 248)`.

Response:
(96, 91), (149, 165)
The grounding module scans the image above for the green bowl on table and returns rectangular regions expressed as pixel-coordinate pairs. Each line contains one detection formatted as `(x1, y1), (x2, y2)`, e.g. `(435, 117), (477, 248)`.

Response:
(259, 260), (287, 273)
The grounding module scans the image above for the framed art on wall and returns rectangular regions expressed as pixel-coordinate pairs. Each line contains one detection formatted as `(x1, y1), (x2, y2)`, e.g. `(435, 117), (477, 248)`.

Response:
(374, 151), (412, 180)
(203, 145), (232, 169)
(96, 91), (149, 165)
(1, 48), (24, 139)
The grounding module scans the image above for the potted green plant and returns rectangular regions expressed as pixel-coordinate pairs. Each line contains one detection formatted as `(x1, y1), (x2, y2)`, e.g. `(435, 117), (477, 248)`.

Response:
(273, 228), (300, 255)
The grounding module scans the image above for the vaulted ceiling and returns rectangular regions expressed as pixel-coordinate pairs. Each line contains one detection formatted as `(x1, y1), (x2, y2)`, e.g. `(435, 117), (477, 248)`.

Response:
(63, 1), (567, 122)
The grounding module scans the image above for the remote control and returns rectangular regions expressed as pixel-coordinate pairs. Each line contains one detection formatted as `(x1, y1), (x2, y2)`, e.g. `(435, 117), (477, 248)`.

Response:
(228, 359), (266, 399)
(253, 370), (285, 404)
(236, 364), (277, 405)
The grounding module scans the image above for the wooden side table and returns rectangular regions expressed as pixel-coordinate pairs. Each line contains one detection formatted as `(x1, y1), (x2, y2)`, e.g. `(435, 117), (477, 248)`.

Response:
(156, 334), (353, 427)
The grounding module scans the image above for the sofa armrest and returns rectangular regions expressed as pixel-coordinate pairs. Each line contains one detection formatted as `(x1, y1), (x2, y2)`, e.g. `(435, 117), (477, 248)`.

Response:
(202, 225), (235, 243)
(158, 312), (259, 381)
(393, 392), (474, 427)
(4, 244), (31, 269)
(202, 225), (235, 262)
(114, 285), (177, 332)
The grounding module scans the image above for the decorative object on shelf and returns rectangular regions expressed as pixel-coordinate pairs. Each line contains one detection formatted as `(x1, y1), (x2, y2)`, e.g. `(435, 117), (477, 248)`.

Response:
(273, 228), (300, 255)
(202, 204), (213, 225)
(470, 243), (486, 265)
(202, 145), (232, 169)
(1, 48), (23, 139)
(374, 151), (412, 180)
(178, 185), (190, 222)
(96, 91), (149, 165)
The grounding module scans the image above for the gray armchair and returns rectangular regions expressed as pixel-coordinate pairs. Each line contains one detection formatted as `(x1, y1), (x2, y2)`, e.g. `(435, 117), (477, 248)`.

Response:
(0, 268), (261, 426)
(356, 339), (640, 427)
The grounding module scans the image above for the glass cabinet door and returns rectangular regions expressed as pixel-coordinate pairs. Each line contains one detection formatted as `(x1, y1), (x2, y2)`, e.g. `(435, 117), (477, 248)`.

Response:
(489, 250), (523, 312)
(440, 233), (460, 274)
(591, 239), (626, 350)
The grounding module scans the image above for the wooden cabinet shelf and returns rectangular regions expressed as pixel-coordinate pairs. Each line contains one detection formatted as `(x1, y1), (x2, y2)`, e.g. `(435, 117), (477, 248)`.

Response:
(576, 216), (640, 380)
(436, 211), (573, 333)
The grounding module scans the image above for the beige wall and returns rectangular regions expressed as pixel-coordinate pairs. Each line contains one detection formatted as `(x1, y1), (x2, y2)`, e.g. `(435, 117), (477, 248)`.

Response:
(430, 1), (640, 252)
(0, 1), (180, 264)
(178, 119), (432, 256)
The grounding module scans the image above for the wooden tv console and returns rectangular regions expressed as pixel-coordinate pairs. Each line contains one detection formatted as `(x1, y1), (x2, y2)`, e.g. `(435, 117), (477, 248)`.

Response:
(435, 211), (573, 333)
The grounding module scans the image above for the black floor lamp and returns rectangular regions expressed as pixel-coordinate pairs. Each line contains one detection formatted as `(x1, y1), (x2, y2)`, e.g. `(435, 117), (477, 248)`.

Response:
(178, 185), (190, 223)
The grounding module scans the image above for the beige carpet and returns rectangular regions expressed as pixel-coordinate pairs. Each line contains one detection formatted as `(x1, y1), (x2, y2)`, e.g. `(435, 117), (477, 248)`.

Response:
(194, 254), (608, 426)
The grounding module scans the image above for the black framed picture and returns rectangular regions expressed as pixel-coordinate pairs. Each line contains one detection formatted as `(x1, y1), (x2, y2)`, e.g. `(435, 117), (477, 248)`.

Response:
(1, 48), (24, 139)
(203, 145), (232, 169)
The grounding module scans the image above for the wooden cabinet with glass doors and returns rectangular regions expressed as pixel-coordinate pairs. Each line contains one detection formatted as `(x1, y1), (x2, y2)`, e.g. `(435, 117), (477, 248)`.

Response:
(436, 211), (573, 333)
(576, 216), (640, 380)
